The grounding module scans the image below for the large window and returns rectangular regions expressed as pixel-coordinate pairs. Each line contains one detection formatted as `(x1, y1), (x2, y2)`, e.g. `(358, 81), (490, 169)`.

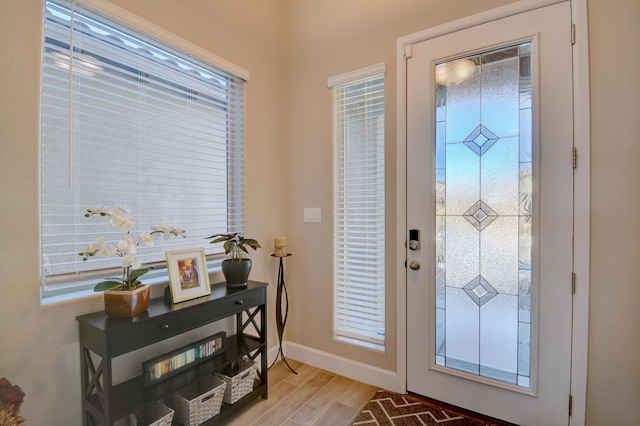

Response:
(40, 0), (247, 299)
(329, 64), (386, 348)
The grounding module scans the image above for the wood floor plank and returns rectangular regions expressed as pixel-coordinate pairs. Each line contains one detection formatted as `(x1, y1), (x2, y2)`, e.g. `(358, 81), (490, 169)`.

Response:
(339, 380), (378, 409)
(267, 360), (299, 387)
(251, 371), (336, 426)
(283, 363), (324, 387)
(224, 359), (376, 425)
(282, 358), (305, 371)
(290, 374), (354, 424)
(312, 401), (359, 426)
(225, 380), (297, 425)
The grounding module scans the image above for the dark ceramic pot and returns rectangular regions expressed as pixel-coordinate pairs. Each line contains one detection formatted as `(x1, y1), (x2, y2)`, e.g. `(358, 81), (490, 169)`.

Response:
(221, 258), (252, 287)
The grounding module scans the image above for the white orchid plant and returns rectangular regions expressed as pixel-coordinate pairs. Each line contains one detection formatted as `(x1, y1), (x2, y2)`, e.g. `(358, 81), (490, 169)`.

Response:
(79, 205), (186, 291)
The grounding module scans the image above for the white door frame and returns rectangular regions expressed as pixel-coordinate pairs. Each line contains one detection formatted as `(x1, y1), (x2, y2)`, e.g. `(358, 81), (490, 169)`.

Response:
(395, 0), (590, 424)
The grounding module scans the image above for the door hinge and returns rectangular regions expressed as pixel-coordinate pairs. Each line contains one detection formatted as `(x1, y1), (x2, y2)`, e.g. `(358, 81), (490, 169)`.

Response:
(405, 44), (413, 59)
(572, 147), (578, 169)
(571, 24), (576, 45)
(572, 272), (576, 294)
(569, 394), (573, 416)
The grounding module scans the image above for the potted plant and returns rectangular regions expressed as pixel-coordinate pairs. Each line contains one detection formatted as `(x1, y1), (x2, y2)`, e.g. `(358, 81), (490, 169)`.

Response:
(206, 232), (261, 287)
(79, 205), (185, 317)
(0, 378), (25, 426)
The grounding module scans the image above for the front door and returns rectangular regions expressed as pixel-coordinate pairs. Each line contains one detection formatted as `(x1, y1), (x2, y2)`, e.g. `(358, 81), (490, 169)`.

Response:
(406, 2), (574, 424)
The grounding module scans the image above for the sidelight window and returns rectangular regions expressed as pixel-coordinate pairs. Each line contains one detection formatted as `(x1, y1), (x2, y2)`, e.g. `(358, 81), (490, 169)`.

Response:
(329, 64), (386, 348)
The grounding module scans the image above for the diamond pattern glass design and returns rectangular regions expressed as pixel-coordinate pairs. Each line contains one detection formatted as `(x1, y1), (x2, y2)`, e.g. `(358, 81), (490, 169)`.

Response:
(463, 275), (498, 306)
(463, 200), (498, 231)
(464, 125), (499, 156)
(434, 43), (532, 386)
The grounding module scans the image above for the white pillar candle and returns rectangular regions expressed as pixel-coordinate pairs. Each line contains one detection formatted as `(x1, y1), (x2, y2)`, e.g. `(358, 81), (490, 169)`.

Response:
(274, 237), (287, 257)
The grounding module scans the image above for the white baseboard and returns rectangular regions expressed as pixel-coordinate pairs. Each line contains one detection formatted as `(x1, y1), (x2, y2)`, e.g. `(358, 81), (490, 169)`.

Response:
(277, 341), (404, 393)
(267, 344), (280, 367)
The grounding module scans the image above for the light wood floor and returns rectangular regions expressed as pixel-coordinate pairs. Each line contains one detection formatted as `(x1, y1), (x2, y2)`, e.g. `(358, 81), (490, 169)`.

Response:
(225, 359), (377, 426)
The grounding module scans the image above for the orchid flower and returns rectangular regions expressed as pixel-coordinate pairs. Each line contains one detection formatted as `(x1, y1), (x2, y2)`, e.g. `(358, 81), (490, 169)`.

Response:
(80, 205), (186, 291)
(140, 231), (155, 247)
(152, 224), (185, 239)
(122, 254), (141, 270)
(108, 205), (136, 232)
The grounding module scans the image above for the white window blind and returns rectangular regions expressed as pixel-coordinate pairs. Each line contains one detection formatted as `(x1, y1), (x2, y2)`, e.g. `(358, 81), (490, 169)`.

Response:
(330, 65), (386, 347)
(40, 0), (246, 298)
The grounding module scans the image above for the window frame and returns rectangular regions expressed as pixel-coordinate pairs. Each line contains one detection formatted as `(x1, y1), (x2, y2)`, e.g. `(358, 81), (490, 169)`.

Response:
(329, 63), (386, 349)
(39, 0), (250, 302)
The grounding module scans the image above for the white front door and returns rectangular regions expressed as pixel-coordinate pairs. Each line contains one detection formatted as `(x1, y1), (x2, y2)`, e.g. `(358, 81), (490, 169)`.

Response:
(406, 2), (574, 424)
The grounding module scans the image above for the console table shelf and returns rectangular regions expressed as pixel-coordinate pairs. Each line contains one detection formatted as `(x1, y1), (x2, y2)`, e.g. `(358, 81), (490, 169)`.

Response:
(77, 280), (268, 426)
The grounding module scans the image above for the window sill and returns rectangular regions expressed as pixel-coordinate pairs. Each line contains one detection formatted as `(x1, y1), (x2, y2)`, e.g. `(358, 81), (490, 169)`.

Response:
(41, 265), (224, 306)
(334, 335), (385, 353)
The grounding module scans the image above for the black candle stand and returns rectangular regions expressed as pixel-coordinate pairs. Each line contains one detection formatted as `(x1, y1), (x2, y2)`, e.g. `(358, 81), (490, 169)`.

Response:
(270, 253), (297, 374)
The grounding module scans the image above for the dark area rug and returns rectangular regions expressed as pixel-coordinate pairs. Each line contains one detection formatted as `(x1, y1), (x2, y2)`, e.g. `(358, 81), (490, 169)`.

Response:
(352, 389), (516, 426)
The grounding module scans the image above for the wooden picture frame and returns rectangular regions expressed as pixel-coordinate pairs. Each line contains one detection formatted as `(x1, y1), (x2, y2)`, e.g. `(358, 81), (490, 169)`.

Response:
(142, 332), (226, 387)
(166, 248), (211, 303)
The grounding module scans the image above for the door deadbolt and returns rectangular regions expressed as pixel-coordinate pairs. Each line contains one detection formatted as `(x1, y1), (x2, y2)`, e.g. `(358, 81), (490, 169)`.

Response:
(409, 229), (420, 250)
(409, 260), (421, 270)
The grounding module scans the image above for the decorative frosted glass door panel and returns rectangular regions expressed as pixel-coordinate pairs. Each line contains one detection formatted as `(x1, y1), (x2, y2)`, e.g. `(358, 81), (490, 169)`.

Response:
(406, 2), (574, 424)
(434, 44), (532, 387)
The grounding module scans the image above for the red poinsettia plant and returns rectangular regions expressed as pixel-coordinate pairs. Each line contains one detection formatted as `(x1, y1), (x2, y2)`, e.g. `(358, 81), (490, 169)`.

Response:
(0, 377), (25, 425)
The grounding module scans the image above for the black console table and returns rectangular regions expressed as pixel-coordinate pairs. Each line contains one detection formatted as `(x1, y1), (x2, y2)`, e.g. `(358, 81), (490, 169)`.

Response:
(76, 280), (268, 426)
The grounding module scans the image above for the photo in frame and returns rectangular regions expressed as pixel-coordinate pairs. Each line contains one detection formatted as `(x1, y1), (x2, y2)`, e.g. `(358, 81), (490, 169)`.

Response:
(166, 248), (211, 303)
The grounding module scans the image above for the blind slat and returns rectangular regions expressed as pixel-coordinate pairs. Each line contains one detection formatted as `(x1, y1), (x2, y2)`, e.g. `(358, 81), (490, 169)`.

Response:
(41, 0), (245, 298)
(333, 70), (386, 347)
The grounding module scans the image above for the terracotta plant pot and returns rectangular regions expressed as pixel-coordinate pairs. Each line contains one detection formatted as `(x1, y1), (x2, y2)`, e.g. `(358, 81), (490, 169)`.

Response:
(221, 259), (252, 287)
(103, 284), (151, 317)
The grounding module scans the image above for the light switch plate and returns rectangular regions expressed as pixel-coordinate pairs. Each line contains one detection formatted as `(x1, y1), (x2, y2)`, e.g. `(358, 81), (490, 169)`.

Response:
(304, 207), (321, 223)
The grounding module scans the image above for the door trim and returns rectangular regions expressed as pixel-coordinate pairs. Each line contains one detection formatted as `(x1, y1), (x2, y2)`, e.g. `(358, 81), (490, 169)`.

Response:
(395, 1), (590, 423)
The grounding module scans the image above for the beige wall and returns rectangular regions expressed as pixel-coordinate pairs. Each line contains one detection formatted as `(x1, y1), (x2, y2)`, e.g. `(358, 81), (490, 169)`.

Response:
(0, 0), (285, 424)
(586, 0), (640, 424)
(0, 0), (638, 424)
(282, 0), (515, 372)
(283, 1), (639, 424)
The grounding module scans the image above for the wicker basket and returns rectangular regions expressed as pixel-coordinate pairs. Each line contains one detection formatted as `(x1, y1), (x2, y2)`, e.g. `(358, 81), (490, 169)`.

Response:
(129, 401), (174, 426)
(214, 358), (259, 404)
(169, 375), (226, 426)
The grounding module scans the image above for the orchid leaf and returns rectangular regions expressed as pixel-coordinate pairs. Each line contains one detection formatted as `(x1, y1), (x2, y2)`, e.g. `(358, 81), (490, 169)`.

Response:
(93, 280), (126, 292)
(128, 268), (149, 282)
